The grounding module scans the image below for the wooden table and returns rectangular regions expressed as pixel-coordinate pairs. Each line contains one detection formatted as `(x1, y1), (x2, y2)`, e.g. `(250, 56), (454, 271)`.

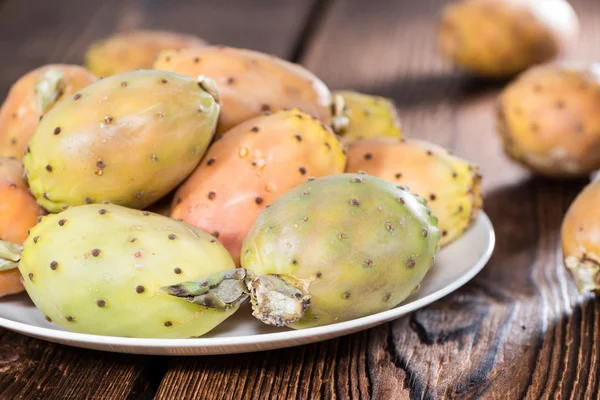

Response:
(1, 0), (599, 398)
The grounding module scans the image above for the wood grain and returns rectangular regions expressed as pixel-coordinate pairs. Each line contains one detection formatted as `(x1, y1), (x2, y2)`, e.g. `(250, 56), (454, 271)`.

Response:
(0, 1), (317, 399)
(155, 0), (600, 399)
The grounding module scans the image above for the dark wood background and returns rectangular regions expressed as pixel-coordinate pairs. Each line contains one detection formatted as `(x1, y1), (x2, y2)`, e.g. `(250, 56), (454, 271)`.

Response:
(1, 0), (599, 399)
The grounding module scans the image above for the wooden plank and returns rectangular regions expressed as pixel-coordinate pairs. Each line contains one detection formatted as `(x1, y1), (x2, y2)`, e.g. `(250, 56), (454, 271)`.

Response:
(155, 0), (600, 399)
(0, 0), (316, 399)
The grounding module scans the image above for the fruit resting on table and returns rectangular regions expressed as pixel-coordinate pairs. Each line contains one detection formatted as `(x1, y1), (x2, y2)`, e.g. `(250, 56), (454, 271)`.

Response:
(437, 0), (579, 78)
(24, 69), (220, 212)
(334, 91), (403, 143)
(0, 158), (43, 298)
(84, 30), (207, 77)
(0, 64), (96, 159)
(171, 108), (347, 265)
(498, 63), (600, 177)
(0, 32), (485, 337)
(0, 204), (245, 338)
(562, 179), (600, 293)
(345, 138), (482, 247)
(153, 46), (347, 134)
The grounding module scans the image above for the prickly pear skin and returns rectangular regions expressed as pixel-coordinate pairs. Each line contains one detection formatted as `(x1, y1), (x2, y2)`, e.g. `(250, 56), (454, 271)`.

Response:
(20, 204), (238, 338)
(24, 70), (220, 212)
(0, 158), (43, 297)
(335, 91), (402, 142)
(345, 138), (481, 247)
(171, 109), (346, 266)
(0, 65), (96, 159)
(85, 30), (207, 77)
(153, 46), (332, 133)
(561, 180), (600, 293)
(498, 64), (600, 177)
(241, 174), (440, 329)
(438, 0), (579, 78)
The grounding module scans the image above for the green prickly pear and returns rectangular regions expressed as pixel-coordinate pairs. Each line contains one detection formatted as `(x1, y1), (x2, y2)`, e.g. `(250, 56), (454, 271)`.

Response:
(0, 204), (246, 338)
(23, 70), (220, 212)
(165, 174), (440, 329)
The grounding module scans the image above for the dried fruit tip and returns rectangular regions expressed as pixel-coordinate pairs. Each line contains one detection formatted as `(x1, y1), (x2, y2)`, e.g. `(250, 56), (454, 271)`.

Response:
(247, 274), (311, 327)
(330, 94), (350, 134)
(160, 268), (248, 310)
(0, 240), (23, 271)
(35, 68), (66, 114)
(564, 251), (600, 293)
(197, 75), (220, 104)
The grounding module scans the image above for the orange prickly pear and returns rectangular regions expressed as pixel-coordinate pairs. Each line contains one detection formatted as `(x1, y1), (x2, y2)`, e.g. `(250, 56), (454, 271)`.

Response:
(0, 157), (43, 298)
(562, 180), (600, 293)
(153, 46), (346, 134)
(438, 0), (579, 78)
(345, 138), (482, 247)
(498, 63), (600, 177)
(84, 30), (207, 77)
(0, 65), (96, 159)
(334, 91), (402, 142)
(171, 109), (347, 265)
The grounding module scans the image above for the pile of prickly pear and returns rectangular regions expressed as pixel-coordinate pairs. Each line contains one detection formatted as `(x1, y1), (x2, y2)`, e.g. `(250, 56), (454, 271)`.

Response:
(0, 28), (485, 338)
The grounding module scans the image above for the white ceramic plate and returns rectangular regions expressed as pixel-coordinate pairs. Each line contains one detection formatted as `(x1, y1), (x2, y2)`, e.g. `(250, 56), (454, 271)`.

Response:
(0, 212), (495, 356)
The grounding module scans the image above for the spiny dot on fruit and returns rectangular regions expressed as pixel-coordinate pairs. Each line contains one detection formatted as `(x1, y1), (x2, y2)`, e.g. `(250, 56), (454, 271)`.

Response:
(96, 300), (106, 307)
(46, 165), (52, 172)
(255, 197), (263, 205)
(208, 191), (216, 200)
(66, 316), (74, 322)
(45, 316), (52, 322)
(85, 198), (93, 204)
(50, 261), (58, 270)
(28, 273), (34, 281)
(168, 234), (177, 240)
(92, 249), (101, 257)
(99, 209), (107, 215)
(136, 285), (145, 294)
(58, 219), (67, 226)
(207, 158), (216, 166)
(406, 258), (416, 268)
(295, 135), (302, 142)
(174, 267), (182, 274)
(164, 321), (173, 327)
(343, 292), (351, 299)
(54, 127), (61, 135)
(299, 167), (306, 175)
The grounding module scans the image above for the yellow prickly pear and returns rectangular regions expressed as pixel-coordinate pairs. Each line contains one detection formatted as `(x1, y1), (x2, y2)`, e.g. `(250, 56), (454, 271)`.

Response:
(0, 204), (246, 338)
(345, 138), (482, 247)
(438, 0), (579, 78)
(334, 91), (402, 142)
(84, 30), (207, 77)
(23, 70), (220, 212)
(498, 63), (600, 177)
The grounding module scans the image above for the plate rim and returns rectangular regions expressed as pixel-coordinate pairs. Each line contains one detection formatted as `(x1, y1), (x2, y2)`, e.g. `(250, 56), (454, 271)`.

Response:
(0, 212), (495, 352)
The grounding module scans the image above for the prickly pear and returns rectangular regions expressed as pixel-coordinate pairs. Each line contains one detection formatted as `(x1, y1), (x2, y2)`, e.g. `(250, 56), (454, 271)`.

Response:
(345, 138), (482, 247)
(167, 174), (440, 329)
(153, 46), (345, 134)
(84, 30), (207, 77)
(334, 91), (402, 142)
(438, 0), (579, 78)
(23, 70), (220, 212)
(562, 179), (600, 293)
(0, 204), (246, 338)
(0, 158), (43, 297)
(0, 65), (96, 159)
(498, 63), (600, 177)
(171, 109), (346, 265)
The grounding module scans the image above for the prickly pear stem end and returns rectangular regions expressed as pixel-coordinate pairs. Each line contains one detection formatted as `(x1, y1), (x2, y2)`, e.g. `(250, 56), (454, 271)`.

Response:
(247, 274), (311, 327)
(197, 75), (221, 104)
(330, 94), (350, 134)
(160, 268), (249, 311)
(0, 240), (22, 271)
(565, 252), (600, 293)
(35, 69), (66, 114)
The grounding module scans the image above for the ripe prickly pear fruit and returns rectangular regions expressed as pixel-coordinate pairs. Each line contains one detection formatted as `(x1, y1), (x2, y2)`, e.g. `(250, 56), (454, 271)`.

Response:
(166, 174), (440, 328)
(334, 91), (402, 142)
(84, 30), (207, 77)
(171, 109), (346, 265)
(438, 0), (579, 78)
(0, 65), (96, 159)
(243, 174), (439, 328)
(0, 204), (246, 338)
(498, 63), (600, 177)
(345, 138), (482, 247)
(0, 158), (43, 297)
(23, 70), (220, 213)
(562, 180), (600, 293)
(153, 46), (344, 134)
